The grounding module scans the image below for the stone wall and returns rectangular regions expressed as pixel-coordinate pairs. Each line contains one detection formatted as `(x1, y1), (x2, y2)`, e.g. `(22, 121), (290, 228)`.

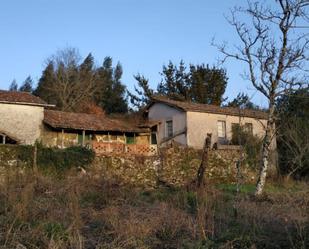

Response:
(0, 103), (44, 145)
(0, 145), (257, 188)
(91, 146), (257, 188)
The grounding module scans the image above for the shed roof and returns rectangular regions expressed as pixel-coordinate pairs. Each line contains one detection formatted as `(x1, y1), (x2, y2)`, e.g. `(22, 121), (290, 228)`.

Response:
(43, 110), (149, 133)
(0, 90), (53, 107)
(148, 96), (268, 120)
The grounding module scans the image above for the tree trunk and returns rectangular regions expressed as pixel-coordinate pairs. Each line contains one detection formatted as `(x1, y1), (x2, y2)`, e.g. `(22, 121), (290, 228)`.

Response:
(197, 133), (212, 188)
(255, 103), (275, 196)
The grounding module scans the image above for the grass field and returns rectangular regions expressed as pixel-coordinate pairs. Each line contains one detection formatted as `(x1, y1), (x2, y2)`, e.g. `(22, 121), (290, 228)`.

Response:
(0, 168), (308, 249)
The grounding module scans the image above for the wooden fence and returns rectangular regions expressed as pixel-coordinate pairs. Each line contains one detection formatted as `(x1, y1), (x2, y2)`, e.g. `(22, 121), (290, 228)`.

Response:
(92, 141), (158, 156)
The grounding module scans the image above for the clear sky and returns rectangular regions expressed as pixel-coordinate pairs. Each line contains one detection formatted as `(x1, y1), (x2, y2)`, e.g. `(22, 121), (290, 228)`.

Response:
(0, 0), (269, 106)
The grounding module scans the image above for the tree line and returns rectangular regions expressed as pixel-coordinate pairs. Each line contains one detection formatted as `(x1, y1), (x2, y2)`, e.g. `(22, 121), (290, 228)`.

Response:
(9, 47), (255, 114)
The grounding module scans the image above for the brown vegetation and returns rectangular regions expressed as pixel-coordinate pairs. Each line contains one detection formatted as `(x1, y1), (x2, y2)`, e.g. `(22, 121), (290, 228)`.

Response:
(0, 167), (308, 249)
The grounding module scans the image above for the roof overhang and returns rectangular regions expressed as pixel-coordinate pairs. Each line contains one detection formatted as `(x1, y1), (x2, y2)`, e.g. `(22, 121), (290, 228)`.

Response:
(0, 100), (55, 108)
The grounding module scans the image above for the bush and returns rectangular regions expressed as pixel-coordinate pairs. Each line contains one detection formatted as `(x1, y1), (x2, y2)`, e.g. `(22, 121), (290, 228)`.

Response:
(37, 146), (95, 171)
(231, 124), (262, 169)
(0, 144), (33, 166)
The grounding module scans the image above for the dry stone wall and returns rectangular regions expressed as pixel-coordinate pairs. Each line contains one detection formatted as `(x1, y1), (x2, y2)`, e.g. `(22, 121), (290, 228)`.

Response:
(92, 146), (257, 188)
(0, 145), (257, 187)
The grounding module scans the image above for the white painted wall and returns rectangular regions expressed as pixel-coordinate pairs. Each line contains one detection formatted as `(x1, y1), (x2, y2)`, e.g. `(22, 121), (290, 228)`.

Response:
(186, 111), (269, 149)
(0, 103), (44, 144)
(148, 103), (187, 146)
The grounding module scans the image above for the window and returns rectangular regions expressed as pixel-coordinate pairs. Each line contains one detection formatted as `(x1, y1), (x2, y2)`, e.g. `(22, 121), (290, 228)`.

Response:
(244, 123), (253, 134)
(231, 123), (241, 145)
(217, 121), (226, 138)
(166, 120), (173, 138)
(151, 132), (157, 144)
(126, 134), (135, 144)
(78, 133), (92, 145)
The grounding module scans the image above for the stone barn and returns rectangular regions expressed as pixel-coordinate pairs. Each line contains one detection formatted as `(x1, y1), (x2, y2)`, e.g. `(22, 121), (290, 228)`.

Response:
(0, 90), (158, 156)
(0, 90), (53, 144)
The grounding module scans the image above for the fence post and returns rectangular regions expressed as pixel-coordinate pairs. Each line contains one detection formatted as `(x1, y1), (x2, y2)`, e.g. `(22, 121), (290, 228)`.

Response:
(196, 133), (212, 188)
(33, 143), (38, 174)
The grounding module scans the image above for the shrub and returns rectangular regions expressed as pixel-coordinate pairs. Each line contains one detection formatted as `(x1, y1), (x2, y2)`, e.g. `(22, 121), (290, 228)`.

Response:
(0, 144), (33, 166)
(37, 146), (95, 171)
(231, 124), (262, 169)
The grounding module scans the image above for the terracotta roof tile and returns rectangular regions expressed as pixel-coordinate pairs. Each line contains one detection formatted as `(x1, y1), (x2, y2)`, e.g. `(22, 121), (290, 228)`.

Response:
(149, 96), (268, 120)
(0, 90), (50, 106)
(44, 110), (149, 133)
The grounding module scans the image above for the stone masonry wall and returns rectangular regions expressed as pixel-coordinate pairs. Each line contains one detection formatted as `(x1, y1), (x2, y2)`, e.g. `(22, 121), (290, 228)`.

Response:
(0, 145), (257, 188)
(92, 146), (257, 188)
(0, 103), (44, 145)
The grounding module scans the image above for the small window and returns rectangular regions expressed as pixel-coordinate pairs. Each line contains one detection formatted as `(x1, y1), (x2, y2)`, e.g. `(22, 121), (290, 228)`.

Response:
(217, 120), (226, 138)
(0, 134), (17, 144)
(166, 120), (173, 138)
(244, 123), (253, 134)
(151, 132), (157, 144)
(126, 134), (135, 144)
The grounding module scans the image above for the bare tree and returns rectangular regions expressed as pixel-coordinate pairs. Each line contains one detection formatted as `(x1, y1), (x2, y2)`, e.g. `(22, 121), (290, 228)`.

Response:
(39, 47), (98, 111)
(214, 0), (309, 196)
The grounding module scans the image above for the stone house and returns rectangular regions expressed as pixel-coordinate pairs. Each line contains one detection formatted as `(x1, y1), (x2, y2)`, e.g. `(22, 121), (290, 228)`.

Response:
(146, 96), (275, 150)
(0, 91), (157, 156)
(0, 90), (54, 144)
(0, 90), (275, 156)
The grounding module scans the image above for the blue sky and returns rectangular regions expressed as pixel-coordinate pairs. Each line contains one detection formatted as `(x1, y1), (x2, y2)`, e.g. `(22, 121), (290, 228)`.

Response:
(0, 0), (269, 106)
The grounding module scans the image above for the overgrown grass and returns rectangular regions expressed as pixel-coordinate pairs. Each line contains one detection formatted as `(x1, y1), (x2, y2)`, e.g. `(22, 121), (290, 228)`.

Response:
(0, 167), (308, 249)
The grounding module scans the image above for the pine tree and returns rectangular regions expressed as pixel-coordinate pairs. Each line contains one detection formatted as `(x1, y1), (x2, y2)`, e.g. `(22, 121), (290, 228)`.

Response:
(19, 76), (33, 92)
(127, 74), (153, 109)
(157, 61), (190, 101)
(33, 62), (57, 104)
(9, 79), (18, 91)
(94, 57), (128, 114)
(190, 64), (227, 105)
(226, 93), (260, 110)
(129, 61), (228, 109)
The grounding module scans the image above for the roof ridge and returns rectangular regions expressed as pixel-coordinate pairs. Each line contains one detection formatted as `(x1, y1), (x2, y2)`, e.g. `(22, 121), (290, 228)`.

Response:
(149, 96), (268, 119)
(0, 90), (54, 107)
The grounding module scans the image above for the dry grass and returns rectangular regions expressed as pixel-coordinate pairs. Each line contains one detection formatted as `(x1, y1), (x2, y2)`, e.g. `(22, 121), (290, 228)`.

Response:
(0, 167), (308, 249)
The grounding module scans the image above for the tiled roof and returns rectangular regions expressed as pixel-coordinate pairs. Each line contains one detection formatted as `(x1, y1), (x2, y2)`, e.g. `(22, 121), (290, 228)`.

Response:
(0, 90), (51, 107)
(149, 96), (268, 120)
(44, 110), (149, 133)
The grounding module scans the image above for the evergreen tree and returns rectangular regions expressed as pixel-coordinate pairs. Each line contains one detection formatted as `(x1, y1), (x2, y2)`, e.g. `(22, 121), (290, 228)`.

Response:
(129, 61), (228, 109)
(94, 57), (128, 114)
(33, 62), (57, 105)
(226, 93), (260, 110)
(157, 60), (190, 101)
(190, 64), (227, 105)
(79, 53), (95, 81)
(9, 79), (18, 91)
(127, 74), (154, 109)
(157, 61), (227, 104)
(33, 49), (128, 113)
(277, 88), (309, 178)
(19, 76), (33, 92)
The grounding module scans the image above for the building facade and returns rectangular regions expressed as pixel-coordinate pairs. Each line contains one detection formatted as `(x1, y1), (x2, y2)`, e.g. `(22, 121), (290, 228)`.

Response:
(146, 97), (275, 150)
(0, 91), (157, 156)
(0, 91), (52, 144)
